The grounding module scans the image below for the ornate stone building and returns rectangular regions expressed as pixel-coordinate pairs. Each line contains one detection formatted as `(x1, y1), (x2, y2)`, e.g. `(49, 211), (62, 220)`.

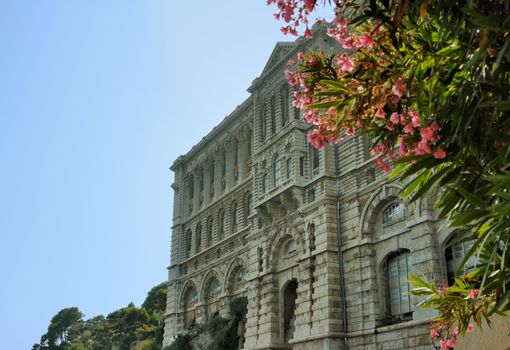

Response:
(163, 28), (465, 350)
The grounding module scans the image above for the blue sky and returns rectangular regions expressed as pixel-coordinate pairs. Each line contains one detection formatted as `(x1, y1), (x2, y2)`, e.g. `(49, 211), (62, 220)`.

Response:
(0, 1), (332, 349)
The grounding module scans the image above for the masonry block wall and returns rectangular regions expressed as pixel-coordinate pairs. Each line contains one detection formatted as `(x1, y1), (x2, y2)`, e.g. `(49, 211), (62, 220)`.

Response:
(163, 26), (457, 350)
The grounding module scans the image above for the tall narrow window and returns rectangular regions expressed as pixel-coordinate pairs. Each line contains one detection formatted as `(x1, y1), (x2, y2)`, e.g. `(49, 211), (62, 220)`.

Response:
(234, 139), (240, 182)
(206, 216), (213, 247)
(387, 250), (413, 320)
(273, 155), (281, 187)
(185, 229), (192, 257)
(261, 174), (267, 193)
(235, 139), (240, 166)
(299, 157), (305, 176)
(286, 158), (292, 178)
(281, 86), (289, 126)
(199, 168), (204, 192)
(312, 147), (320, 170)
(270, 96), (276, 134)
(445, 238), (476, 285)
(210, 160), (215, 197)
(248, 130), (253, 157)
(222, 150), (227, 176)
(231, 202), (238, 232)
(196, 223), (202, 252)
(244, 192), (252, 219)
(261, 105), (267, 141)
(189, 175), (194, 199)
(219, 209), (225, 239)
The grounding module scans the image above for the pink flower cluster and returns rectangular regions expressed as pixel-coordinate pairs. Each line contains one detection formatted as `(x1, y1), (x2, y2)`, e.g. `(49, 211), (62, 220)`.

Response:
(281, 13), (447, 174)
(326, 16), (378, 50)
(430, 321), (475, 350)
(267, 0), (323, 37)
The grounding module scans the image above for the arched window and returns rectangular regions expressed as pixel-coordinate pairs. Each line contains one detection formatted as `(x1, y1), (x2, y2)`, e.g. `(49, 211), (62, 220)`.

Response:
(273, 155), (281, 187)
(283, 239), (296, 256)
(183, 285), (198, 328)
(196, 223), (202, 252)
(231, 265), (247, 293)
(283, 280), (298, 344)
(205, 277), (221, 302)
(445, 236), (476, 285)
(206, 216), (213, 247)
(383, 202), (405, 224)
(385, 250), (413, 322)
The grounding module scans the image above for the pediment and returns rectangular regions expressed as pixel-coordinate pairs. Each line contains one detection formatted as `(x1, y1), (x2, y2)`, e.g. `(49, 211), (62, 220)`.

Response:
(260, 42), (296, 77)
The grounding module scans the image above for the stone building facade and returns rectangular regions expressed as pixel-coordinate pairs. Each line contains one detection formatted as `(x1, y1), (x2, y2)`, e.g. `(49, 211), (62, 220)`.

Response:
(163, 28), (464, 350)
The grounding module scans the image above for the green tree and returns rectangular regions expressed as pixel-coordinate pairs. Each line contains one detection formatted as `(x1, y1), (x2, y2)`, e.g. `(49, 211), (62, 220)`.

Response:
(142, 282), (167, 316)
(37, 307), (84, 349)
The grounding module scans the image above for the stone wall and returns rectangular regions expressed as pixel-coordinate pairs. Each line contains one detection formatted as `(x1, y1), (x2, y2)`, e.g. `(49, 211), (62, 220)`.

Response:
(162, 26), (493, 350)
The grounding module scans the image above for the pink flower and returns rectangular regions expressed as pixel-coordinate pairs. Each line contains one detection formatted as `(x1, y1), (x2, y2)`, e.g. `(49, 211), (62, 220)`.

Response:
(453, 327), (460, 336)
(430, 329), (440, 340)
(467, 324), (475, 333)
(390, 112), (400, 124)
(434, 148), (447, 159)
(304, 27), (313, 39)
(415, 139), (431, 154)
(399, 136), (408, 156)
(403, 123), (415, 134)
(420, 126), (435, 141)
(358, 33), (375, 48)
(333, 16), (347, 30)
(446, 338), (457, 348)
(409, 111), (420, 127)
(303, 0), (316, 11)
(286, 59), (295, 66)
(297, 52), (303, 61)
(335, 54), (355, 72)
(307, 129), (326, 149)
(468, 289), (479, 299)
(376, 108), (385, 119)
(392, 77), (406, 98)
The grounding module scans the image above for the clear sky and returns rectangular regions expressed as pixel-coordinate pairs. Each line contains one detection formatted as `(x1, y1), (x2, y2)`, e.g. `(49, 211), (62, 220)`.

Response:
(0, 1), (332, 349)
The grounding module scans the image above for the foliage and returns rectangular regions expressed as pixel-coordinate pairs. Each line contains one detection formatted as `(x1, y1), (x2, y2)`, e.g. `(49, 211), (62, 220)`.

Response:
(36, 307), (84, 349)
(268, 0), (510, 348)
(166, 297), (248, 350)
(142, 282), (167, 316)
(33, 282), (167, 350)
(409, 273), (494, 348)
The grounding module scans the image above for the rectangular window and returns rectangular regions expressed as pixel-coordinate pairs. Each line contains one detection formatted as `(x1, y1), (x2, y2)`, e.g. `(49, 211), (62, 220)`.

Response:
(286, 158), (292, 178)
(299, 157), (305, 176)
(273, 160), (281, 187)
(388, 253), (412, 317)
(312, 148), (320, 170)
